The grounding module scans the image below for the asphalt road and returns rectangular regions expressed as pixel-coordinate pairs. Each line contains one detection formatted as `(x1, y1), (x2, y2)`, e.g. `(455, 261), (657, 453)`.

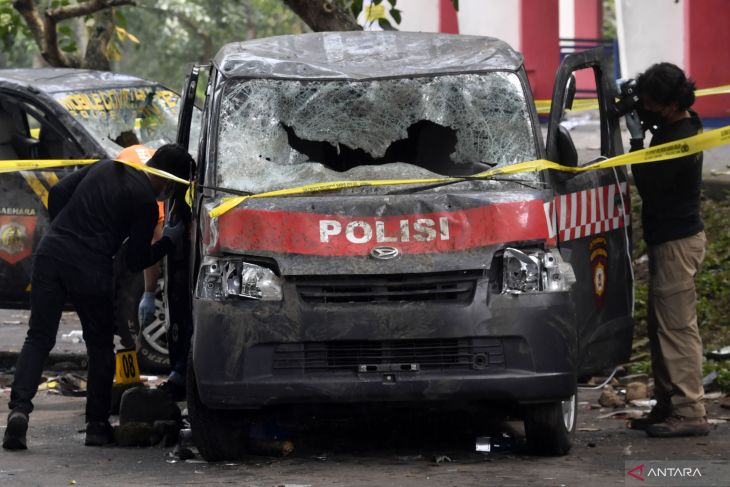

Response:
(0, 384), (728, 486)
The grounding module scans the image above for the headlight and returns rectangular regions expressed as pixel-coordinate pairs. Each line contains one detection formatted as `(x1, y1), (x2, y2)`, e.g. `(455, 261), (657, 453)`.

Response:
(196, 257), (282, 301)
(502, 248), (575, 294)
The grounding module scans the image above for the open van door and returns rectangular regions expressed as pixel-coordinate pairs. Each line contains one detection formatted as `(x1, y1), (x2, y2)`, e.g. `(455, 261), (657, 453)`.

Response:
(545, 49), (634, 377)
(164, 64), (202, 382)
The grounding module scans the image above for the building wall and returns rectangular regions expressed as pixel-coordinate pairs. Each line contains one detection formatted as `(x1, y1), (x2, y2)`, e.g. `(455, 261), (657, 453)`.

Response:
(458, 0), (520, 49)
(684, 0), (730, 118)
(396, 0), (440, 32)
(616, 0), (684, 78)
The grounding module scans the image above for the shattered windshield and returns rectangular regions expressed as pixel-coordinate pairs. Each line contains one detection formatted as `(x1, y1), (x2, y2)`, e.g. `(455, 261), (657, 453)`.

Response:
(53, 86), (190, 156)
(216, 73), (537, 194)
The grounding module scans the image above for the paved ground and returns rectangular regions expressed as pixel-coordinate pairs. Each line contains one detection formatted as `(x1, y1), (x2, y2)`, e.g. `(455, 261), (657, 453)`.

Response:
(0, 384), (728, 486)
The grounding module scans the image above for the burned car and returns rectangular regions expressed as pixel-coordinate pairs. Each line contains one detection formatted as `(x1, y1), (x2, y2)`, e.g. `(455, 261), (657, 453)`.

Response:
(0, 68), (191, 370)
(175, 32), (634, 459)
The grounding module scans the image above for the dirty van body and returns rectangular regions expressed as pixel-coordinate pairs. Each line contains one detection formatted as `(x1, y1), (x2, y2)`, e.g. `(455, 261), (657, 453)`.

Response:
(177, 32), (634, 460)
(0, 68), (192, 371)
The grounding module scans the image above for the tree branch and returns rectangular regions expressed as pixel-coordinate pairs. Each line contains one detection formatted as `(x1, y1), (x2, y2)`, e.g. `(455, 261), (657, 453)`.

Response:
(281, 0), (360, 32)
(46, 0), (136, 22)
(12, 0), (45, 50)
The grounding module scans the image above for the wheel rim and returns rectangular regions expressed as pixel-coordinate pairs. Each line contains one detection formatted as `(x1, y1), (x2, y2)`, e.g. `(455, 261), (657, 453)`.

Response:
(141, 295), (169, 355)
(562, 394), (576, 431)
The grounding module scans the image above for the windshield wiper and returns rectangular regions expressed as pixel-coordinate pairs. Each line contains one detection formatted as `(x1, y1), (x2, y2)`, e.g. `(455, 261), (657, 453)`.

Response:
(198, 184), (252, 196)
(386, 176), (545, 195)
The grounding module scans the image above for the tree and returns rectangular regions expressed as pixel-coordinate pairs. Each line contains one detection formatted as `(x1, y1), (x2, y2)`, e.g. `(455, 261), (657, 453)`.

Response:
(6, 0), (136, 70)
(281, 0), (360, 32)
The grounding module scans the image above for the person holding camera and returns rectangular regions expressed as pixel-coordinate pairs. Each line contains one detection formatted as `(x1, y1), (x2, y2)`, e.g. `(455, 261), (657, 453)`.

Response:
(624, 63), (709, 438)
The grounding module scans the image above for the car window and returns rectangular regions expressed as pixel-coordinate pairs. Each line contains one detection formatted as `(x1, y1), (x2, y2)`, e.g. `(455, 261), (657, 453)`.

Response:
(52, 86), (181, 156)
(0, 96), (81, 161)
(215, 72), (538, 195)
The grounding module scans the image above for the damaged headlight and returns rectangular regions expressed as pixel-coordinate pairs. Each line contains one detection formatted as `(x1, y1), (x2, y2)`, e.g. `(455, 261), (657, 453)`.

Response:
(196, 257), (282, 301)
(502, 248), (576, 294)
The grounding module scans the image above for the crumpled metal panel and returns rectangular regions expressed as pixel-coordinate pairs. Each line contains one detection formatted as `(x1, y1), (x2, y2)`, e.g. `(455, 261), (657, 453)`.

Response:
(0, 68), (157, 94)
(214, 31), (523, 80)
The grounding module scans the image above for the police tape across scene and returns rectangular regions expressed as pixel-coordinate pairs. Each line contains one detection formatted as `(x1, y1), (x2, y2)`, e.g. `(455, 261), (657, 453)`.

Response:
(207, 123), (730, 218)
(0, 115), (728, 219)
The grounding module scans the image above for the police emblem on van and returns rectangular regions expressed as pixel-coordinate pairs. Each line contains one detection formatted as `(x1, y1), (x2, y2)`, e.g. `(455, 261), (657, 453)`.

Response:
(370, 246), (400, 260)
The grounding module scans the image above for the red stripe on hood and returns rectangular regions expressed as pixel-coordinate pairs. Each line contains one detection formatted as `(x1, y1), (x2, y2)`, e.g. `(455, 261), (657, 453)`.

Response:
(216, 199), (550, 256)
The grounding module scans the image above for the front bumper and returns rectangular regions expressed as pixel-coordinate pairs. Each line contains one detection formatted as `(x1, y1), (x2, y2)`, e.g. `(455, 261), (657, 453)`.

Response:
(192, 277), (577, 409)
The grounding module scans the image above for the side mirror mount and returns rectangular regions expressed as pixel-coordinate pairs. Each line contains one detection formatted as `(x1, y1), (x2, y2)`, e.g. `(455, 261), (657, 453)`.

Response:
(557, 124), (578, 167)
(564, 74), (577, 111)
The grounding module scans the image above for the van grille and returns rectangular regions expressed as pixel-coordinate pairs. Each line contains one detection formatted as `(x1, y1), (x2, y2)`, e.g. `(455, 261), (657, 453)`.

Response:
(294, 271), (483, 304)
(272, 338), (504, 373)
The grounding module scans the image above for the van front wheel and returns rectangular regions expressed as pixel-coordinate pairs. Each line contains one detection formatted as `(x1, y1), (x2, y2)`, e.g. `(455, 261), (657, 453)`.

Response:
(186, 353), (246, 461)
(524, 393), (576, 456)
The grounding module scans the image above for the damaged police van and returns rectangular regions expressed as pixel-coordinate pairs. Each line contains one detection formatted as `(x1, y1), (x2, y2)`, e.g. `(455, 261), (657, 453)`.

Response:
(174, 32), (634, 460)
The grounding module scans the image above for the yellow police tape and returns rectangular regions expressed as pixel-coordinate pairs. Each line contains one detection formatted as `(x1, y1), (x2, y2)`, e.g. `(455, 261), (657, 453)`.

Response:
(535, 83), (730, 114)
(0, 158), (189, 185)
(208, 124), (730, 219)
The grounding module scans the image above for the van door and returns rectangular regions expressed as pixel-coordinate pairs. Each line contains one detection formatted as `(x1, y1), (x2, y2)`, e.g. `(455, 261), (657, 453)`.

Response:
(0, 94), (84, 307)
(545, 49), (634, 377)
(165, 64), (203, 378)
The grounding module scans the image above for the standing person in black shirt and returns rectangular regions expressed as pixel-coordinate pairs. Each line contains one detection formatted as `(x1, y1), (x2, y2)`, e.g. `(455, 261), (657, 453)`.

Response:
(3, 144), (194, 450)
(625, 63), (709, 438)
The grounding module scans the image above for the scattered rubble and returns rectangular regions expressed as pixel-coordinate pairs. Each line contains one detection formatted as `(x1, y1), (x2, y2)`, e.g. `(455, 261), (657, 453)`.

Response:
(598, 385), (625, 408)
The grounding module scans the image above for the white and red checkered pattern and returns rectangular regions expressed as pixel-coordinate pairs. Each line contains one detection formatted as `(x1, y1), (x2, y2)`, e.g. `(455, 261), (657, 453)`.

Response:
(543, 182), (630, 242)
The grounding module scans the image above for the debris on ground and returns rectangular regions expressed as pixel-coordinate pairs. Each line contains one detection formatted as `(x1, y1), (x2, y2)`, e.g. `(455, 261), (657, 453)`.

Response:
(37, 373), (87, 396)
(432, 455), (452, 464)
(475, 432), (513, 453)
(706, 346), (730, 361)
(61, 330), (84, 344)
(115, 386), (183, 447)
(598, 385), (625, 408)
(625, 382), (650, 401)
(618, 373), (650, 385)
(703, 371), (719, 388)
(577, 427), (601, 432)
(598, 409), (644, 420)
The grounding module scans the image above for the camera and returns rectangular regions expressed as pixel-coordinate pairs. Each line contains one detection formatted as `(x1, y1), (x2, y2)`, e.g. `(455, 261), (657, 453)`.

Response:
(613, 78), (640, 116)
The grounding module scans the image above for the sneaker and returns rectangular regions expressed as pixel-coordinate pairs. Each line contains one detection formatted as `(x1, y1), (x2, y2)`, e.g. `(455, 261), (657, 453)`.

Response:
(85, 421), (115, 446)
(157, 380), (186, 402)
(2, 410), (29, 450)
(628, 405), (670, 431)
(646, 414), (710, 438)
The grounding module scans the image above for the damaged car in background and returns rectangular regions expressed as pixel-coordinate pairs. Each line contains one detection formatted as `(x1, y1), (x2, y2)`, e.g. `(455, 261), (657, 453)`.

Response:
(0, 68), (198, 371)
(174, 31), (635, 460)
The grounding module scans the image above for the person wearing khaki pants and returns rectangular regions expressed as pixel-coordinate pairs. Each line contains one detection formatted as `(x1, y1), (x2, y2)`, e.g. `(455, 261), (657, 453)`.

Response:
(624, 62), (710, 437)
(646, 232), (707, 429)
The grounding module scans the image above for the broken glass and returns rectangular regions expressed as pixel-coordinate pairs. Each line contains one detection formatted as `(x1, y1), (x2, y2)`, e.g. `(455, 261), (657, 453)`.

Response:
(216, 73), (538, 194)
(53, 86), (199, 156)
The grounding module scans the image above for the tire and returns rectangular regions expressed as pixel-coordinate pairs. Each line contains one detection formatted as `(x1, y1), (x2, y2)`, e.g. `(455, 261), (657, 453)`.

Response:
(187, 352), (247, 461)
(524, 392), (577, 456)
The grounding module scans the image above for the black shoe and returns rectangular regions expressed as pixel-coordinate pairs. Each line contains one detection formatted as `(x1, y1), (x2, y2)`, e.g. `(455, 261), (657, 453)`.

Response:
(628, 405), (670, 431)
(2, 410), (29, 450)
(85, 421), (115, 446)
(157, 380), (186, 402)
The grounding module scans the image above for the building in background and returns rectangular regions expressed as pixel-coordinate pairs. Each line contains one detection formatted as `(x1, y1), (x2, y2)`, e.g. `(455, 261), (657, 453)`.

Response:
(364, 0), (729, 120)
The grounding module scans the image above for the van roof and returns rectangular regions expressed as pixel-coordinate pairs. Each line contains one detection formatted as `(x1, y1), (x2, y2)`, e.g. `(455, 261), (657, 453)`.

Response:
(214, 31), (523, 80)
(0, 68), (158, 94)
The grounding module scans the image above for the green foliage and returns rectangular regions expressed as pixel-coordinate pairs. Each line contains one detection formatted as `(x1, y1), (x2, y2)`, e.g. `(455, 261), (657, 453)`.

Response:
(0, 0), (35, 66)
(117, 0), (305, 89)
(602, 0), (616, 39)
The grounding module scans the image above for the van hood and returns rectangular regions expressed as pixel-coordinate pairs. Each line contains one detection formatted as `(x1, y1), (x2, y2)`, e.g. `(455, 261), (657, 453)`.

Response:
(203, 191), (554, 275)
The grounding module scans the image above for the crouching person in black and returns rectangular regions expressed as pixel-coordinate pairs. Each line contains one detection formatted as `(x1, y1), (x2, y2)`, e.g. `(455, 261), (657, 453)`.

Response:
(3, 144), (195, 450)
